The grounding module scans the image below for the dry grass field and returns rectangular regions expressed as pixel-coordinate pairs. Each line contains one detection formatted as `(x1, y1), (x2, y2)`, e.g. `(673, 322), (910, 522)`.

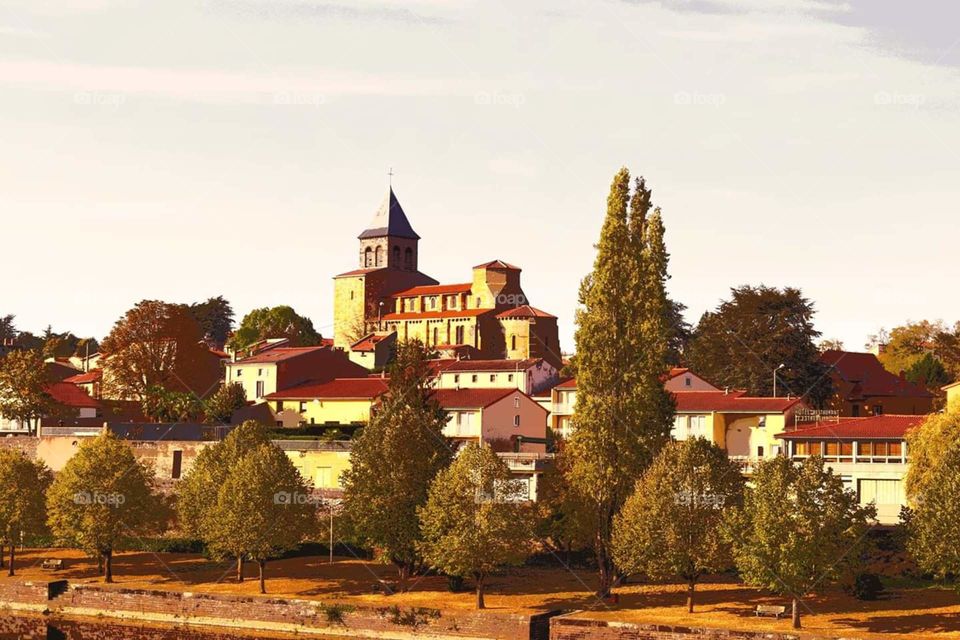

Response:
(4, 548), (960, 639)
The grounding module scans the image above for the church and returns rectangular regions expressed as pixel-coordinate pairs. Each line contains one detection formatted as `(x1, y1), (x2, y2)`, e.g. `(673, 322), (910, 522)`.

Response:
(333, 188), (562, 368)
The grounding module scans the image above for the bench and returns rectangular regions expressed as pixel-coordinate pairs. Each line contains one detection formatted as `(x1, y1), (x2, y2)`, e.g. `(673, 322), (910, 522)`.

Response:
(41, 559), (64, 571)
(755, 605), (787, 618)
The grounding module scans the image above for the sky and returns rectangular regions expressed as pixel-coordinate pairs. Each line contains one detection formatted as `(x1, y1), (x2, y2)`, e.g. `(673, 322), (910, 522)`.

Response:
(2, 0), (958, 353)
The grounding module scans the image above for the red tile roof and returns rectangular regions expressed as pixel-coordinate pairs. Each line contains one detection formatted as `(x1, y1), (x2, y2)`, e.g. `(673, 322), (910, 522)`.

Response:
(820, 350), (933, 399)
(209, 348), (230, 359)
(350, 334), (389, 352)
(48, 382), (99, 409)
(334, 267), (386, 278)
(496, 305), (556, 320)
(444, 358), (543, 373)
(673, 390), (803, 413)
(266, 378), (389, 400)
(383, 309), (491, 321)
(233, 346), (329, 364)
(665, 367), (689, 380)
(555, 377), (577, 390)
(64, 369), (102, 384)
(474, 259), (520, 270)
(433, 387), (525, 409)
(776, 414), (926, 440)
(392, 283), (473, 298)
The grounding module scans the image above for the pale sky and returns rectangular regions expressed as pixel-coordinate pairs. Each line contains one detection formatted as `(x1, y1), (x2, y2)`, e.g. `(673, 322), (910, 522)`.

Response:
(2, 0), (958, 353)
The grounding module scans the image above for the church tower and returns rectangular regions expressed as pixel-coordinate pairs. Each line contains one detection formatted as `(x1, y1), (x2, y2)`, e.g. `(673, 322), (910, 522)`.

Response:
(333, 187), (436, 349)
(357, 187), (421, 272)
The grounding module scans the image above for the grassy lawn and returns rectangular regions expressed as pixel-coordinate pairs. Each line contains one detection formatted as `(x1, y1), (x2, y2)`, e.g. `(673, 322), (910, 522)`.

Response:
(4, 548), (960, 639)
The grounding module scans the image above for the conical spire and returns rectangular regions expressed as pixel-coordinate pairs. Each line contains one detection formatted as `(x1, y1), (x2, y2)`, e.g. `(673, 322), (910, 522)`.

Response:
(358, 187), (420, 240)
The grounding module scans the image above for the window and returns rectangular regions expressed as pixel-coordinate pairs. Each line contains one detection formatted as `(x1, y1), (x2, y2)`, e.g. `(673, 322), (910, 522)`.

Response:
(171, 450), (183, 480)
(508, 374), (514, 382)
(685, 377), (691, 387)
(758, 416), (766, 428)
(825, 441), (839, 457)
(299, 401), (307, 413)
(350, 290), (354, 300)
(455, 325), (465, 344)
(454, 374), (460, 384)
(236, 368), (243, 377)
(852, 404), (860, 417)
(873, 404), (884, 415)
(375, 246), (382, 266)
(258, 368), (263, 376)
(276, 400), (284, 411)
(757, 446), (764, 458)
(393, 245), (400, 264)
(889, 441), (903, 457)
(795, 441), (809, 456)
(841, 442), (853, 456)
(364, 246), (373, 267)
(472, 374), (478, 383)
(490, 374), (496, 382)
(432, 327), (438, 344)
(476, 297), (481, 307)
(860, 441), (872, 456)
(256, 380), (265, 398)
(404, 247), (413, 270)
(858, 479), (903, 506)
(514, 397), (520, 408)
(511, 335), (517, 351)
(513, 415), (521, 427)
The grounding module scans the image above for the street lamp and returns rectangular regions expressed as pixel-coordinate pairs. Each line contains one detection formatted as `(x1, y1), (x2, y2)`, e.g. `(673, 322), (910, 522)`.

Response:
(773, 363), (785, 397)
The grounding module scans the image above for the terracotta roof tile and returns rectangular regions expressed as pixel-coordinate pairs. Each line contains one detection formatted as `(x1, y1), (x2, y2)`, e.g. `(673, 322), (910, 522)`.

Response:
(474, 259), (521, 270)
(383, 309), (491, 321)
(266, 378), (389, 400)
(820, 350), (933, 399)
(496, 305), (556, 320)
(776, 414), (925, 440)
(232, 346), (329, 365)
(392, 283), (472, 297)
(48, 382), (99, 409)
(433, 387), (522, 409)
(64, 369), (102, 384)
(673, 390), (803, 413)
(444, 358), (542, 373)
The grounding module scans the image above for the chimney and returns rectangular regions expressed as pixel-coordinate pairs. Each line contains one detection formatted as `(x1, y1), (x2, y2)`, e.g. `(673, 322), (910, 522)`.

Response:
(724, 387), (730, 395)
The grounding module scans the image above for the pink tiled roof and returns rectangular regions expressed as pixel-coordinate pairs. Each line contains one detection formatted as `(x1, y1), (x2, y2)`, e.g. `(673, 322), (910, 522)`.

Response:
(266, 378), (388, 400)
(776, 414), (926, 440)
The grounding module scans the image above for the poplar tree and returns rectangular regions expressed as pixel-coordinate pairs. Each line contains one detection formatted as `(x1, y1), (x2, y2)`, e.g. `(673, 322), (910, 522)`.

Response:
(563, 169), (675, 597)
(341, 340), (452, 586)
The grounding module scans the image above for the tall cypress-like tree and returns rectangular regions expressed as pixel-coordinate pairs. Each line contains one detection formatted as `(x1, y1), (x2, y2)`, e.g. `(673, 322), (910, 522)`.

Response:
(563, 169), (675, 597)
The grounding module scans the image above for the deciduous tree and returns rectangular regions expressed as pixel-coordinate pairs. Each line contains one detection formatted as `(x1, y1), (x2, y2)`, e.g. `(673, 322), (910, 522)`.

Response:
(563, 170), (675, 597)
(724, 456), (874, 629)
(100, 300), (221, 400)
(228, 306), (321, 352)
(203, 382), (248, 424)
(204, 443), (316, 594)
(418, 443), (534, 609)
(341, 340), (451, 585)
(0, 349), (54, 435)
(190, 296), (234, 349)
(687, 286), (832, 406)
(0, 450), (52, 575)
(613, 438), (743, 612)
(47, 432), (165, 582)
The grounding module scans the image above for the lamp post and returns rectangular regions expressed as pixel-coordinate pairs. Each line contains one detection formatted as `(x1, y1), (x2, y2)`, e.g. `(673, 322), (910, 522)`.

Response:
(773, 363), (785, 397)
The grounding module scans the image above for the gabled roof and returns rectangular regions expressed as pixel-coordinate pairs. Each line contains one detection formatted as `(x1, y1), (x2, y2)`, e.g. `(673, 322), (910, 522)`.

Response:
(358, 187), (420, 240)
(444, 358), (543, 373)
(231, 346), (329, 365)
(383, 309), (491, 321)
(555, 377), (577, 390)
(776, 414), (926, 440)
(820, 350), (933, 399)
(334, 267), (387, 278)
(266, 377), (389, 401)
(496, 305), (556, 320)
(673, 390), (803, 413)
(64, 368), (102, 384)
(350, 333), (390, 353)
(434, 387), (534, 410)
(48, 382), (99, 409)
(392, 283), (473, 298)
(474, 259), (520, 270)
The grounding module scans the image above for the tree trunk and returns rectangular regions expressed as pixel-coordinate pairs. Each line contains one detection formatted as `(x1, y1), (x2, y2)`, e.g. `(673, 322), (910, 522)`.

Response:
(0, 543), (5, 569)
(7, 544), (14, 577)
(595, 540), (613, 598)
(397, 562), (411, 593)
(687, 579), (695, 613)
(258, 560), (266, 594)
(792, 598), (801, 629)
(475, 573), (485, 609)
(104, 550), (113, 583)
(236, 556), (244, 583)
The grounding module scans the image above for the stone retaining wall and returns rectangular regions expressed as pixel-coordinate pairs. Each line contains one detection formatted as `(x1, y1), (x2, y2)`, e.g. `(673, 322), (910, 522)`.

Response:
(550, 616), (807, 640)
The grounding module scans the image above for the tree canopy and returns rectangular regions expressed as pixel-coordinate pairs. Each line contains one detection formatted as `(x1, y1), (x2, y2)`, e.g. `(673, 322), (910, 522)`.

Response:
(228, 305), (321, 352)
(47, 431), (165, 582)
(0, 450), (51, 575)
(613, 438), (744, 612)
(418, 443), (534, 609)
(190, 296), (234, 349)
(0, 349), (54, 434)
(203, 382), (248, 424)
(724, 456), (874, 629)
(341, 340), (452, 584)
(100, 300), (222, 400)
(563, 169), (675, 597)
(687, 285), (832, 406)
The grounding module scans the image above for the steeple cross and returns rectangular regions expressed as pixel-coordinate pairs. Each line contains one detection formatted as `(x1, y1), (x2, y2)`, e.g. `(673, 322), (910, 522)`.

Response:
(388, 167), (394, 187)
